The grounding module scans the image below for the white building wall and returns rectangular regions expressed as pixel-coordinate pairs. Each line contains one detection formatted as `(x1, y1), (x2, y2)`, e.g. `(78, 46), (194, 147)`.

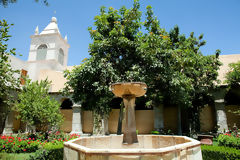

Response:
(9, 55), (28, 79)
(27, 60), (64, 81)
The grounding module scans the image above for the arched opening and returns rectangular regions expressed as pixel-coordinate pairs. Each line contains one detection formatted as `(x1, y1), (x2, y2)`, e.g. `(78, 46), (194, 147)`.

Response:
(36, 44), (47, 60)
(58, 48), (64, 65)
(60, 98), (73, 109)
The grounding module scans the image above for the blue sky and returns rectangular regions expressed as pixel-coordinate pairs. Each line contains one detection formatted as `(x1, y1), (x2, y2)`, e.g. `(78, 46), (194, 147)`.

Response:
(1, 0), (240, 66)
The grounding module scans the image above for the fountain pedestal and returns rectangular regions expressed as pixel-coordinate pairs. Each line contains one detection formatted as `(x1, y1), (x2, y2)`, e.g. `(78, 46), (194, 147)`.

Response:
(111, 82), (147, 144)
(122, 95), (137, 144)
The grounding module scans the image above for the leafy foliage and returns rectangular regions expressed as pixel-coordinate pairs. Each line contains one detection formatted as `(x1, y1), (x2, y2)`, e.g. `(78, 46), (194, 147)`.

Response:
(0, 19), (20, 132)
(217, 133), (240, 149)
(225, 61), (240, 86)
(0, 20), (20, 106)
(14, 79), (63, 132)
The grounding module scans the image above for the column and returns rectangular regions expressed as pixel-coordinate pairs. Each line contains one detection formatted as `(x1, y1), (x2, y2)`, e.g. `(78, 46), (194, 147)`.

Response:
(213, 88), (228, 133)
(154, 104), (164, 132)
(3, 111), (14, 135)
(70, 104), (83, 134)
(214, 99), (228, 133)
(122, 95), (138, 144)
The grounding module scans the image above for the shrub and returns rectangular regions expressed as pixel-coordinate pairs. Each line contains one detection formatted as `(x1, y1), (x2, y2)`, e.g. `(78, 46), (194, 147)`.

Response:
(29, 142), (63, 160)
(201, 145), (240, 160)
(28, 149), (49, 160)
(217, 133), (240, 149)
(14, 79), (63, 132)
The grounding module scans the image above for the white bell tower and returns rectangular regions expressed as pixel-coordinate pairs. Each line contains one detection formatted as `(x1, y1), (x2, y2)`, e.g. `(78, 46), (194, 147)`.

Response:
(27, 17), (70, 81)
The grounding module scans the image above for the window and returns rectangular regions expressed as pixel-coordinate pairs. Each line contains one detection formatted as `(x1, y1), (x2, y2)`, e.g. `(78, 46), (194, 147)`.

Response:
(58, 48), (64, 65)
(20, 69), (27, 85)
(36, 44), (47, 60)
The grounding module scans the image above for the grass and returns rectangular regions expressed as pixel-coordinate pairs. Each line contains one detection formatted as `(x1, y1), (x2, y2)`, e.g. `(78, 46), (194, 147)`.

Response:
(0, 153), (35, 160)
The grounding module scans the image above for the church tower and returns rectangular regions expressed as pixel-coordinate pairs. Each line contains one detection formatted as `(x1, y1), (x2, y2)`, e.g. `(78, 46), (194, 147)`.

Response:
(27, 17), (70, 81)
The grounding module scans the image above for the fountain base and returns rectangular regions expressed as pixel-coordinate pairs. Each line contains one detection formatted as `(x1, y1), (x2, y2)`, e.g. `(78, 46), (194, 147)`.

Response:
(64, 135), (202, 160)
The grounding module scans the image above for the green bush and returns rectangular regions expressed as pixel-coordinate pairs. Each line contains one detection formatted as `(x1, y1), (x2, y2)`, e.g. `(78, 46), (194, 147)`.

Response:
(201, 145), (240, 160)
(44, 143), (63, 160)
(28, 142), (63, 160)
(217, 134), (240, 149)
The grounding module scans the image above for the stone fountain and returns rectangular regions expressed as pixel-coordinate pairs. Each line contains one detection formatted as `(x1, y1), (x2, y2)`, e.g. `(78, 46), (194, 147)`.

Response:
(110, 82), (147, 144)
(64, 82), (202, 160)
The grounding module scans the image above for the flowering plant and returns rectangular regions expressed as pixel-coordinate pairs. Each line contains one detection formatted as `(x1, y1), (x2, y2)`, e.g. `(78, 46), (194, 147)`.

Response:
(217, 132), (240, 149)
(0, 135), (39, 153)
(0, 132), (81, 153)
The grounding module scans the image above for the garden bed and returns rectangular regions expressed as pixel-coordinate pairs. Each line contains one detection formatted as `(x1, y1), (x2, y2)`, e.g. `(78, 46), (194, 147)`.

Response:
(0, 132), (80, 160)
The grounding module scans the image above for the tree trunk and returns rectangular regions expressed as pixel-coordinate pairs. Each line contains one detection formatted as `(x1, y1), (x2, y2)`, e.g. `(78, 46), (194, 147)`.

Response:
(0, 100), (8, 134)
(117, 103), (124, 135)
(177, 105), (182, 135)
(92, 110), (108, 136)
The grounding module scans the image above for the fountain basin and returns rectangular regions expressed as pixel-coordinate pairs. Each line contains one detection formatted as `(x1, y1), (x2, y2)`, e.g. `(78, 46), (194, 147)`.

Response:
(111, 82), (147, 97)
(64, 135), (202, 160)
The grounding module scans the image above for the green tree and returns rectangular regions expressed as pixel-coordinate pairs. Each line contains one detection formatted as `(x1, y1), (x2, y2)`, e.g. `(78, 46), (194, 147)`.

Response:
(0, 19), (20, 133)
(65, 0), (221, 135)
(14, 79), (63, 132)
(0, 0), (48, 7)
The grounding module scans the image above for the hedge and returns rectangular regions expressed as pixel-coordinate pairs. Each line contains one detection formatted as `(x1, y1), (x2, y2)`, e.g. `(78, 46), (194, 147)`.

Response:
(201, 145), (240, 160)
(28, 143), (63, 160)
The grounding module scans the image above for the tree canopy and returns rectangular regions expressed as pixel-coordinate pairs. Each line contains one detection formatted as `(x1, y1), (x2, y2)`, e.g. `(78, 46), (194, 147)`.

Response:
(225, 61), (240, 87)
(0, 19), (20, 133)
(64, 0), (221, 134)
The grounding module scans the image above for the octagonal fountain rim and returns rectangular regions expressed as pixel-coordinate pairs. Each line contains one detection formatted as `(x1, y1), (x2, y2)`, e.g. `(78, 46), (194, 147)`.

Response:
(64, 135), (201, 155)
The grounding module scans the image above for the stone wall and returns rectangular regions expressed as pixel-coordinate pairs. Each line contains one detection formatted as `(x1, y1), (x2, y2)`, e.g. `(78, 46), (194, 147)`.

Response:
(61, 109), (72, 132)
(200, 105), (216, 132)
